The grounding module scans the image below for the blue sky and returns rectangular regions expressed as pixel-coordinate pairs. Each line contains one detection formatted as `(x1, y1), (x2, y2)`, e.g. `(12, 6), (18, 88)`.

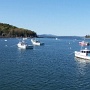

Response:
(0, 0), (90, 36)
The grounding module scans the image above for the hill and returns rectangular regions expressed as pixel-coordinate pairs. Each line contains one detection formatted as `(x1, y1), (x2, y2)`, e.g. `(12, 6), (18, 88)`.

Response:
(0, 23), (37, 38)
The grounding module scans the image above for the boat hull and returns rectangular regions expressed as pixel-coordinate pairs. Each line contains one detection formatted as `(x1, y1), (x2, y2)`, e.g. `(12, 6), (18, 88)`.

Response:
(17, 44), (33, 49)
(32, 42), (44, 46)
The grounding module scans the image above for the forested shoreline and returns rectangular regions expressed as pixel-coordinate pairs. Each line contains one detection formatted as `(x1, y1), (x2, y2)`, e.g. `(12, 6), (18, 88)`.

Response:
(0, 23), (37, 38)
(85, 35), (90, 38)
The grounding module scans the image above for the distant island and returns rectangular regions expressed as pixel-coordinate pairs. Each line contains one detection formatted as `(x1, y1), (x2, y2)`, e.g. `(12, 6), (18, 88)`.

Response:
(85, 35), (90, 38)
(0, 23), (37, 38)
(38, 34), (57, 38)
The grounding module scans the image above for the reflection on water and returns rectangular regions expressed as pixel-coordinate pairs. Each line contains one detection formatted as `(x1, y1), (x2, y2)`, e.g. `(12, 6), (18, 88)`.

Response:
(75, 57), (90, 63)
(18, 48), (26, 52)
(74, 57), (90, 75)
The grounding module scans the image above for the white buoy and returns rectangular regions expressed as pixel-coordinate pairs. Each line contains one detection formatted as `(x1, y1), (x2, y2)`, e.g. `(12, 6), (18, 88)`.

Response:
(5, 40), (7, 41)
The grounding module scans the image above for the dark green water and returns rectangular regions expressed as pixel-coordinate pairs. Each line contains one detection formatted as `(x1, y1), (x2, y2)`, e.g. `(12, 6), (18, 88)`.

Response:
(0, 37), (90, 90)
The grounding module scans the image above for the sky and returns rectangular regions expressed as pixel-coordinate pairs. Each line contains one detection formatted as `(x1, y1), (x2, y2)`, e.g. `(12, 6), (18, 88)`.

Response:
(0, 0), (90, 36)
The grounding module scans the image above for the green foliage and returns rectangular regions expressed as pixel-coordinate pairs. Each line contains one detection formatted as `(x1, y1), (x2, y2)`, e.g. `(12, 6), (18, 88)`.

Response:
(0, 23), (37, 37)
(85, 35), (90, 38)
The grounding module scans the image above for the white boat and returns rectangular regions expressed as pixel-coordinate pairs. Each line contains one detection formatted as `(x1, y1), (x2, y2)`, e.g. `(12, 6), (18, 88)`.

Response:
(31, 38), (44, 46)
(75, 48), (90, 60)
(75, 41), (90, 60)
(17, 40), (33, 49)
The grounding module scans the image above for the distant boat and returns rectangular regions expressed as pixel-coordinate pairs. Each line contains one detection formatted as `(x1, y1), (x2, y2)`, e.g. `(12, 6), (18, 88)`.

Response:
(17, 39), (33, 49)
(75, 41), (90, 60)
(31, 38), (44, 46)
(79, 41), (90, 46)
(23, 37), (27, 40)
(55, 38), (58, 40)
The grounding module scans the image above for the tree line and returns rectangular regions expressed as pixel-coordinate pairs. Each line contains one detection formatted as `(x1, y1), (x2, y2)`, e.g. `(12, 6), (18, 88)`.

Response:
(0, 23), (37, 38)
(85, 35), (90, 38)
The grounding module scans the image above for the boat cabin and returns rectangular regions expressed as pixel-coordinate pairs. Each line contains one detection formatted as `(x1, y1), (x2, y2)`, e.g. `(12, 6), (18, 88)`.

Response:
(80, 50), (90, 53)
(80, 48), (90, 56)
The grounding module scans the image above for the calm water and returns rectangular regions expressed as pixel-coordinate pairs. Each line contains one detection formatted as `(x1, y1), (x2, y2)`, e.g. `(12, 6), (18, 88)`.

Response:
(0, 37), (90, 90)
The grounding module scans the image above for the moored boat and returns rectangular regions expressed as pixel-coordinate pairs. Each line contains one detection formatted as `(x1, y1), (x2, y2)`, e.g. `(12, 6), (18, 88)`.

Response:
(75, 48), (90, 60)
(31, 38), (44, 46)
(79, 41), (90, 46)
(17, 40), (33, 49)
(75, 41), (90, 60)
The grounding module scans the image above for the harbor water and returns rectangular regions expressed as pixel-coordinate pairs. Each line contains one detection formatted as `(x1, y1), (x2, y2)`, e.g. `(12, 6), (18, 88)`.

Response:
(0, 37), (90, 90)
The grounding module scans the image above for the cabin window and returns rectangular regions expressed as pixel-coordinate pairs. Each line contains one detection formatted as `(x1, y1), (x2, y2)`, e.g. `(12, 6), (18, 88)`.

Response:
(81, 51), (83, 53)
(86, 51), (90, 53)
(81, 51), (90, 53)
